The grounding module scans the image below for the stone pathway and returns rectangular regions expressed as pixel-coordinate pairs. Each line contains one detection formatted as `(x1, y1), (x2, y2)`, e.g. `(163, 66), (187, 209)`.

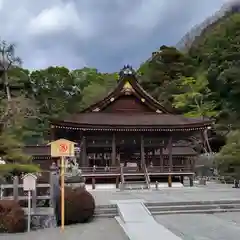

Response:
(116, 200), (182, 240)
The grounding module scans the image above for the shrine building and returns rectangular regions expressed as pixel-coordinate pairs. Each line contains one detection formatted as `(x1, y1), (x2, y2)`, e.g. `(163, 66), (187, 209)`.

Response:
(25, 65), (212, 188)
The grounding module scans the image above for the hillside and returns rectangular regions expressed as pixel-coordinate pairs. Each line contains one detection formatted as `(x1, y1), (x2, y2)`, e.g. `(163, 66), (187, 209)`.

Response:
(176, 0), (240, 51)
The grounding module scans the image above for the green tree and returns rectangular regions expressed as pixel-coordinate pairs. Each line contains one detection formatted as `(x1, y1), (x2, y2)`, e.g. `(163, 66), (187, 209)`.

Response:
(216, 130), (240, 178)
(139, 45), (195, 107)
(80, 72), (117, 109)
(172, 76), (217, 118)
(0, 40), (37, 175)
(173, 75), (218, 153)
(29, 67), (82, 140)
(190, 12), (240, 121)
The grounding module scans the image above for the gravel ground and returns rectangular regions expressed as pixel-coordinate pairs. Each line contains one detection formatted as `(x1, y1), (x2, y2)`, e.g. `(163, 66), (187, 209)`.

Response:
(0, 218), (128, 240)
(155, 212), (240, 240)
(90, 184), (240, 205)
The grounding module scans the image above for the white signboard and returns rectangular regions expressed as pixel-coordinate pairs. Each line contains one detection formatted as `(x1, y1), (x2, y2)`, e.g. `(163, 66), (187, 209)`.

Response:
(23, 173), (37, 191)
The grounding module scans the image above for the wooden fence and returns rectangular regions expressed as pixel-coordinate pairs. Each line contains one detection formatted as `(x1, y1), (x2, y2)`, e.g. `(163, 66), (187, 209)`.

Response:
(0, 173), (55, 215)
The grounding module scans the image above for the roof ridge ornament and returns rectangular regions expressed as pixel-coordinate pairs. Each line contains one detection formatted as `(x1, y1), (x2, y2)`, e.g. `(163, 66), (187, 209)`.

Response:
(119, 64), (136, 79)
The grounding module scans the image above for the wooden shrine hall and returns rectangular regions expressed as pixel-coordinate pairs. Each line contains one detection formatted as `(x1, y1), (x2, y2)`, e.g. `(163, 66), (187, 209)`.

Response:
(30, 65), (213, 188)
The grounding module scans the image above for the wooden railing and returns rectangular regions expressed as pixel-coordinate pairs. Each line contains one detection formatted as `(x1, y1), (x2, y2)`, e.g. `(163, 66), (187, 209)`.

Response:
(147, 165), (192, 173)
(81, 166), (120, 174)
(80, 165), (192, 175)
(122, 166), (144, 173)
(143, 164), (150, 189)
(120, 165), (125, 184)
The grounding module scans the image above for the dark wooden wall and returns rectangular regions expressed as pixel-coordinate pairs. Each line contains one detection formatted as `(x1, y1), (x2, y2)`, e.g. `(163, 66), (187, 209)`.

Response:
(102, 95), (153, 113)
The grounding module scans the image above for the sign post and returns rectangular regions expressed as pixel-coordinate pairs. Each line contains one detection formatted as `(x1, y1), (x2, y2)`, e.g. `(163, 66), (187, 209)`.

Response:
(49, 139), (76, 231)
(27, 190), (31, 232)
(22, 173), (37, 232)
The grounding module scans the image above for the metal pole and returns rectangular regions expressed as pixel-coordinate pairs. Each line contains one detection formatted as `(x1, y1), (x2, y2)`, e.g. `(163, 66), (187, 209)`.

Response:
(27, 190), (31, 232)
(61, 156), (65, 231)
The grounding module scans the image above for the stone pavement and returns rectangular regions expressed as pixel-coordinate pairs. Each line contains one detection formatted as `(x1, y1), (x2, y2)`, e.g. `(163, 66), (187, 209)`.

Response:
(155, 212), (240, 240)
(0, 218), (128, 240)
(91, 183), (240, 205)
(1, 183), (240, 240)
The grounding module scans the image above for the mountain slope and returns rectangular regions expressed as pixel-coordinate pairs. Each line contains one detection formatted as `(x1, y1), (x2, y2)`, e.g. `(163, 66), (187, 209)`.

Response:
(177, 0), (240, 51)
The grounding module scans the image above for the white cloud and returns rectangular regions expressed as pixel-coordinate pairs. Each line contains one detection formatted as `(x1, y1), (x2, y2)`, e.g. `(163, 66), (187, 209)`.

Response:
(27, 2), (94, 39)
(0, 0), (229, 71)
(123, 0), (166, 30)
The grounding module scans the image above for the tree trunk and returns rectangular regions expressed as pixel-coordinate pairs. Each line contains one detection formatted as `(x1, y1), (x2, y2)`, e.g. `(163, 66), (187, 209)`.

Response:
(204, 129), (212, 153)
(3, 70), (11, 101)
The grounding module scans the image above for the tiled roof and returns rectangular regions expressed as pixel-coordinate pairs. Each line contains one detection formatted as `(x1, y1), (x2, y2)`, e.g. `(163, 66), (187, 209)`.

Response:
(51, 66), (212, 129)
(81, 67), (170, 114)
(56, 112), (211, 128)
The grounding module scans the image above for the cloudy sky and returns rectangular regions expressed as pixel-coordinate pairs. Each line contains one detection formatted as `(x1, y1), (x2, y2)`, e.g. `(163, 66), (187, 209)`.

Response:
(0, 0), (231, 72)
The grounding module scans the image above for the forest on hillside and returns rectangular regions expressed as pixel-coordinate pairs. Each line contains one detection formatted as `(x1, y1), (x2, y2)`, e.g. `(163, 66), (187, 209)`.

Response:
(1, 5), (240, 177)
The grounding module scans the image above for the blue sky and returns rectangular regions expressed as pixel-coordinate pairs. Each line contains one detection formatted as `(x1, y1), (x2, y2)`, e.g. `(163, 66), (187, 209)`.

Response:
(0, 0), (232, 72)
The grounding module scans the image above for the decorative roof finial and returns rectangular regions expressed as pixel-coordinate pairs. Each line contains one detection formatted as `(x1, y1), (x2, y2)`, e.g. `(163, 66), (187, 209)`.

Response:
(119, 65), (135, 79)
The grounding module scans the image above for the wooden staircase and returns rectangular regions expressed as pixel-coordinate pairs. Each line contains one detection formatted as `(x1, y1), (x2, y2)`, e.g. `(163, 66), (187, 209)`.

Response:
(120, 165), (150, 190)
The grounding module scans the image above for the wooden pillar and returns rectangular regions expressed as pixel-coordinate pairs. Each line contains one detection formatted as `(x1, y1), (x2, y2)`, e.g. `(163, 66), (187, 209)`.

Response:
(102, 152), (105, 166)
(189, 176), (194, 187)
(187, 157), (191, 172)
(168, 136), (173, 170)
(140, 135), (145, 167)
(168, 135), (173, 187)
(111, 132), (116, 166)
(146, 151), (149, 166)
(152, 149), (155, 165)
(159, 147), (163, 172)
(116, 176), (119, 188)
(13, 177), (19, 201)
(191, 156), (196, 172)
(80, 136), (87, 167)
(92, 177), (95, 189)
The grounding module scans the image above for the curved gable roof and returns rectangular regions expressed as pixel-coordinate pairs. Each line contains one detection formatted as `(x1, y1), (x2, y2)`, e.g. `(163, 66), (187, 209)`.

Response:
(82, 66), (171, 114)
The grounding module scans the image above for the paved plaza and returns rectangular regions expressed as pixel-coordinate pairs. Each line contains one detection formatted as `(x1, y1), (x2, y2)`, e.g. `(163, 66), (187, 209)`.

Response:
(155, 212), (240, 240)
(91, 183), (240, 205)
(1, 183), (240, 240)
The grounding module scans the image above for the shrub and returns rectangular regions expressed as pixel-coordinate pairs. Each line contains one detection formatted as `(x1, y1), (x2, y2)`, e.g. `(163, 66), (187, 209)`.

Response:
(0, 163), (40, 176)
(0, 164), (41, 183)
(55, 187), (95, 226)
(0, 200), (26, 233)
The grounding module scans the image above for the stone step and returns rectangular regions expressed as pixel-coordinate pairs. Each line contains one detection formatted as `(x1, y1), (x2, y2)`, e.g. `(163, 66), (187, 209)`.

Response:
(124, 180), (146, 184)
(147, 203), (240, 212)
(124, 175), (145, 179)
(150, 208), (240, 215)
(93, 202), (240, 218)
(94, 205), (118, 217)
(145, 199), (240, 207)
(94, 213), (117, 218)
(95, 204), (117, 210)
(94, 209), (118, 215)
